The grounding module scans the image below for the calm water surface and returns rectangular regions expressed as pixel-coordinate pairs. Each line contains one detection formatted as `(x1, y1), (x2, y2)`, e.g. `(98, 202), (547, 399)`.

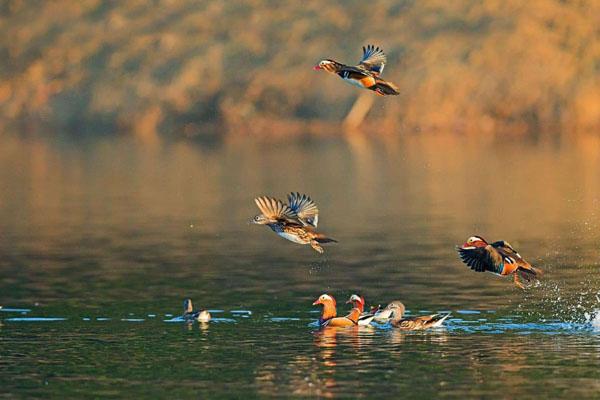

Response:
(1, 134), (600, 398)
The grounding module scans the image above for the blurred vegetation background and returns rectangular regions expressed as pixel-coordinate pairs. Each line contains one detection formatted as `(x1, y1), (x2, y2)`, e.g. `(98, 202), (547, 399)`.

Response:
(1, 0), (600, 139)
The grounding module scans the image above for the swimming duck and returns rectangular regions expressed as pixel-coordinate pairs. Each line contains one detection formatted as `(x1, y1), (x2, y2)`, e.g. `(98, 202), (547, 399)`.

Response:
(313, 44), (400, 96)
(385, 301), (450, 330)
(372, 300), (403, 323)
(182, 299), (211, 323)
(251, 193), (337, 253)
(313, 294), (360, 328)
(346, 294), (376, 326)
(457, 236), (543, 289)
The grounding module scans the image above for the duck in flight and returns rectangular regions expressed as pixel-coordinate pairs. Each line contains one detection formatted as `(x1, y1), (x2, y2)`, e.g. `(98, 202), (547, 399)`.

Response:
(313, 44), (400, 96)
(457, 236), (543, 289)
(251, 192), (337, 253)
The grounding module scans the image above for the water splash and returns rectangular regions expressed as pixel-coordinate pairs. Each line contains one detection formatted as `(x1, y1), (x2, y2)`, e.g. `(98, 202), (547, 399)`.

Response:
(584, 309), (600, 331)
(518, 278), (600, 324)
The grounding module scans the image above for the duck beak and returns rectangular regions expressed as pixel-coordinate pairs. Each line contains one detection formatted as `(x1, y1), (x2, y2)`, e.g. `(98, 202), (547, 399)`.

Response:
(313, 65), (322, 71)
(345, 299), (352, 304)
(312, 299), (321, 306)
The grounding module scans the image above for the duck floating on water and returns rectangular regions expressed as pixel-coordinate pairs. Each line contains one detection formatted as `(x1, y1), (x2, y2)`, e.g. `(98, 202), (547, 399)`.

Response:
(457, 236), (543, 289)
(313, 44), (400, 96)
(182, 299), (211, 323)
(381, 301), (450, 330)
(312, 294), (359, 327)
(252, 193), (337, 253)
(346, 294), (376, 326)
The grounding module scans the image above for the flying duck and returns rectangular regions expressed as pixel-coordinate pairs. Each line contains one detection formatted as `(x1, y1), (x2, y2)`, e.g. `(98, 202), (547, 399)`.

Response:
(251, 193), (337, 253)
(457, 236), (543, 289)
(313, 44), (400, 96)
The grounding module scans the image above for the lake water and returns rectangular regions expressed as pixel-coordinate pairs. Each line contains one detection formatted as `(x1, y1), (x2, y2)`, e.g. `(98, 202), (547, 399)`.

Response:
(1, 134), (599, 398)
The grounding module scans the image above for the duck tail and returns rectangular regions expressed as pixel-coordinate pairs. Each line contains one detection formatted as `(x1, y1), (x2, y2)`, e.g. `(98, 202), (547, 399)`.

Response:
(518, 264), (543, 280)
(314, 234), (338, 244)
(430, 313), (451, 327)
(373, 79), (400, 95)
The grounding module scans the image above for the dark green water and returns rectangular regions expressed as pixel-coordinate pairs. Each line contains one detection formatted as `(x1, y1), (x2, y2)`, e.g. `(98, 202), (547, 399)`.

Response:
(1, 135), (599, 398)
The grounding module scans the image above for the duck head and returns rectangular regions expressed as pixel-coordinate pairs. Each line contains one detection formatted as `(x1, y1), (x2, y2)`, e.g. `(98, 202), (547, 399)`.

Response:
(313, 293), (336, 307)
(377, 300), (406, 321)
(251, 214), (270, 225)
(313, 294), (337, 322)
(313, 59), (341, 73)
(461, 236), (488, 249)
(346, 294), (365, 313)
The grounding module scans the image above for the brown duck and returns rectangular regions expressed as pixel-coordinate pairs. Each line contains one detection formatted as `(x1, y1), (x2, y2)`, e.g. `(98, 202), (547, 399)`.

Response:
(251, 193), (337, 253)
(382, 301), (450, 330)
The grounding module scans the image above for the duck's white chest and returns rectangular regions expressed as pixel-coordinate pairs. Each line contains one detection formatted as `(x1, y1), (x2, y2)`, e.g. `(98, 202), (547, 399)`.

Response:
(342, 77), (365, 89)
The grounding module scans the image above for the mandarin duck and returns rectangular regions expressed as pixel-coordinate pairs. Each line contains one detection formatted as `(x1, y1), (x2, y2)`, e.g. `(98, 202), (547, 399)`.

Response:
(313, 44), (400, 96)
(385, 301), (450, 330)
(457, 236), (543, 289)
(346, 294), (376, 326)
(252, 193), (337, 253)
(372, 300), (404, 323)
(182, 299), (211, 323)
(312, 294), (360, 328)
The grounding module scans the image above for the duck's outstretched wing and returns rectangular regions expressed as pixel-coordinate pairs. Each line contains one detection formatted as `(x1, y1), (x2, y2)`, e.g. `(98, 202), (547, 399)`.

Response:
(287, 192), (319, 227)
(457, 244), (504, 274)
(254, 196), (298, 222)
(358, 45), (387, 76)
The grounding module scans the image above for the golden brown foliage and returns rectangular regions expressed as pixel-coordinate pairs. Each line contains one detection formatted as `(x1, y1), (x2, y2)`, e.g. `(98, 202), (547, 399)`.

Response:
(1, 0), (599, 137)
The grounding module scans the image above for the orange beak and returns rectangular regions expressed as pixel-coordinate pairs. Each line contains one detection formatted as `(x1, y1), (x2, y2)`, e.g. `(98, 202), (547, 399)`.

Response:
(313, 65), (322, 71)
(312, 299), (321, 306)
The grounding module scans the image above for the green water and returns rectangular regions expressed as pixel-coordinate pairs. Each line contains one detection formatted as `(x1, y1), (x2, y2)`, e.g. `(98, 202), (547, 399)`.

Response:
(1, 135), (599, 398)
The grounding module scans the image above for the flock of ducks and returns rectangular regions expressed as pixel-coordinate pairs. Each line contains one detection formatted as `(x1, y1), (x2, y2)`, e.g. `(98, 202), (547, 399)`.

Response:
(183, 191), (542, 330)
(182, 45), (542, 330)
(312, 294), (449, 330)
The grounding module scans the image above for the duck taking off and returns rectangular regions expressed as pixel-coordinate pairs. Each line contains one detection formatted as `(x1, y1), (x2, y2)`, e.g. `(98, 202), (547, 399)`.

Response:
(457, 236), (543, 289)
(313, 44), (400, 96)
